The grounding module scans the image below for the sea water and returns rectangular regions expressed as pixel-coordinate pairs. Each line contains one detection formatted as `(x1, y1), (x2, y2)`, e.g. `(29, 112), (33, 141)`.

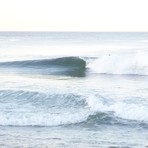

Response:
(0, 32), (148, 148)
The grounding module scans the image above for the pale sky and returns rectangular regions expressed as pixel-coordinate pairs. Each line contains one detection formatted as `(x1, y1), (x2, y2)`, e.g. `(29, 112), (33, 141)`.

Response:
(0, 0), (148, 31)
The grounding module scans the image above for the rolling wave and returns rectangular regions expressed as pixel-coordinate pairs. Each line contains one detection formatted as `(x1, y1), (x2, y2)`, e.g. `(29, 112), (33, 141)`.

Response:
(0, 57), (86, 77)
(0, 56), (86, 67)
(0, 89), (148, 127)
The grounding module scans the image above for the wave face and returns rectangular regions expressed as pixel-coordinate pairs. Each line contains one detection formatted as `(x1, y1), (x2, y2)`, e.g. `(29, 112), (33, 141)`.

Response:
(0, 57), (86, 77)
(87, 52), (148, 75)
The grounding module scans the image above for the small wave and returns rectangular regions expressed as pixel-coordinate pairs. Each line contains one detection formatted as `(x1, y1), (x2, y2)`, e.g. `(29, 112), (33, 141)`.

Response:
(87, 52), (148, 75)
(0, 90), (148, 127)
(0, 89), (85, 109)
(0, 89), (89, 126)
(0, 57), (86, 77)
(85, 95), (148, 123)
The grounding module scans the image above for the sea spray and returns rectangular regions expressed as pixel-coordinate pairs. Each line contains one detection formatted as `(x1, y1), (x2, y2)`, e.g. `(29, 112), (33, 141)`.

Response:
(87, 52), (148, 75)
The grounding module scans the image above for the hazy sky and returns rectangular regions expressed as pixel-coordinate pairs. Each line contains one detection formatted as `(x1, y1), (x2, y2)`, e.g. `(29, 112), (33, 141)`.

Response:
(0, 0), (148, 31)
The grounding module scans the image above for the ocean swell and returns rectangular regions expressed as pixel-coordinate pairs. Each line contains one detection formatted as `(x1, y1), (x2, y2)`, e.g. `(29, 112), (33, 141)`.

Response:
(0, 57), (86, 77)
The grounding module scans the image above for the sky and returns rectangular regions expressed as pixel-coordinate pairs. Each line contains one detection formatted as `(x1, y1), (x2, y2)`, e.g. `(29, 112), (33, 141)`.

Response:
(0, 0), (148, 31)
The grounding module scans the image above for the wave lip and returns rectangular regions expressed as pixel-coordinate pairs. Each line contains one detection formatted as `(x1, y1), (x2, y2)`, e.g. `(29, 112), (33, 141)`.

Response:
(0, 56), (86, 77)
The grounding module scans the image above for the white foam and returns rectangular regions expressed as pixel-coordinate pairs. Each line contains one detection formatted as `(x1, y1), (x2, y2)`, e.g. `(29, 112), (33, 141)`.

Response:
(86, 95), (148, 122)
(87, 52), (148, 75)
(0, 94), (90, 127)
(0, 109), (90, 126)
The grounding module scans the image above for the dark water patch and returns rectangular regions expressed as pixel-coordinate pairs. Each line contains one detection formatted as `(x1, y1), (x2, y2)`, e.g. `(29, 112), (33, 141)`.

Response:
(78, 112), (118, 127)
(0, 57), (86, 77)
(73, 111), (148, 129)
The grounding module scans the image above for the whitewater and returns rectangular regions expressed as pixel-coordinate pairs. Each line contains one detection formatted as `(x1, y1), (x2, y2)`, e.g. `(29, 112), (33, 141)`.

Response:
(0, 32), (148, 148)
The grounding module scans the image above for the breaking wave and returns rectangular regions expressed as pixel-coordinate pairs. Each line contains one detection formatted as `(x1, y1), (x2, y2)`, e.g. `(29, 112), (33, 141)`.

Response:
(1, 53), (148, 76)
(0, 90), (148, 127)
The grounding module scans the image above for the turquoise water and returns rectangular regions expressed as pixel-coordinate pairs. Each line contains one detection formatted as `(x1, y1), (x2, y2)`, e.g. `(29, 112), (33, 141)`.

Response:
(0, 32), (148, 147)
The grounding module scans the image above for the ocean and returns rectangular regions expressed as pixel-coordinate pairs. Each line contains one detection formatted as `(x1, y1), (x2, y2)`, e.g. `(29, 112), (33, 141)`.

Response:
(0, 32), (148, 148)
